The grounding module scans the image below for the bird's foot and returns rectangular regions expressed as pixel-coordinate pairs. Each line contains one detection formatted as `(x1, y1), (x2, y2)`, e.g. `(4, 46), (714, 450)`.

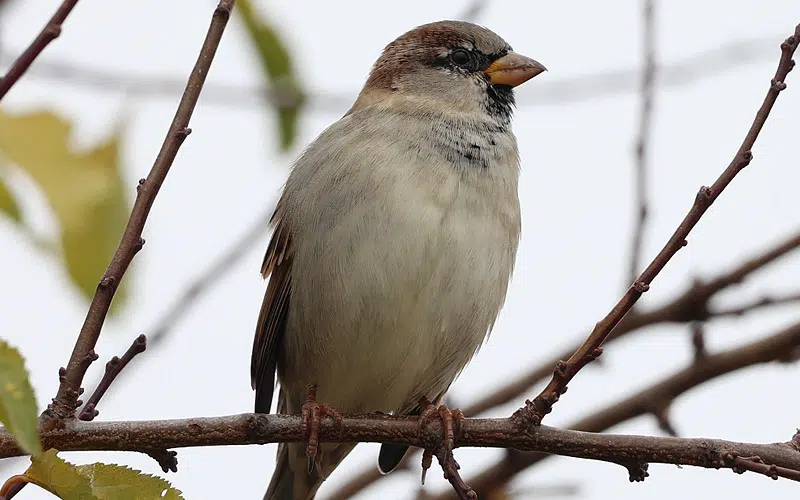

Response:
(301, 385), (343, 464)
(417, 398), (465, 484)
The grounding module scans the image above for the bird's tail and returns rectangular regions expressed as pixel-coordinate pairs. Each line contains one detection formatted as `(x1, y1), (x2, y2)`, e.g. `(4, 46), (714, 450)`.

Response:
(264, 441), (357, 500)
(264, 442), (320, 500)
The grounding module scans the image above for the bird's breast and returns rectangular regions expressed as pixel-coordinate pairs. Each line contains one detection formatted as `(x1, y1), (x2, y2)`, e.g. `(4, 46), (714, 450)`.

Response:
(279, 112), (521, 414)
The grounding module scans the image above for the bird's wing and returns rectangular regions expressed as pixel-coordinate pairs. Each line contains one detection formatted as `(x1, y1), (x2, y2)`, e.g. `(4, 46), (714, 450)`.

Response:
(251, 200), (293, 413)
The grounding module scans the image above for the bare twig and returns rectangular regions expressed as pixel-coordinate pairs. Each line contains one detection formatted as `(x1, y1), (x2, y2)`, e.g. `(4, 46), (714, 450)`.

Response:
(41, 0), (237, 425)
(628, 0), (657, 283)
(0, 0), (79, 99)
(457, 228), (800, 419)
(0, 37), (779, 111)
(515, 24), (800, 427)
(78, 335), (147, 421)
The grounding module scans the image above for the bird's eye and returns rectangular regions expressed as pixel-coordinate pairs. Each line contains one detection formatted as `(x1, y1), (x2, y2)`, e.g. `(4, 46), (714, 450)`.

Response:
(450, 49), (471, 68)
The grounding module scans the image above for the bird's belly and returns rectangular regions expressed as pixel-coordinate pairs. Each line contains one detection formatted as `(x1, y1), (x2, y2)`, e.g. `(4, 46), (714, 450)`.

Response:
(281, 189), (517, 415)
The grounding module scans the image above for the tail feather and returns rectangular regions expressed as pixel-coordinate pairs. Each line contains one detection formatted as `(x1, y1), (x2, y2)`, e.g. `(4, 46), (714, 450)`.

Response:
(264, 443), (321, 500)
(378, 443), (411, 474)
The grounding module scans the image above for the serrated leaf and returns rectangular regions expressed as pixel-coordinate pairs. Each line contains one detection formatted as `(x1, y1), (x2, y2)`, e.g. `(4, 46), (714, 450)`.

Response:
(0, 176), (21, 223)
(237, 0), (304, 150)
(27, 450), (97, 499)
(26, 450), (184, 500)
(0, 109), (130, 313)
(76, 462), (184, 500)
(0, 339), (41, 455)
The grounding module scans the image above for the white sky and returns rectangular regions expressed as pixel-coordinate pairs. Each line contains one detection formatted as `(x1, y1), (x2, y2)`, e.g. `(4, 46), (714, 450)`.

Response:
(2, 0), (800, 499)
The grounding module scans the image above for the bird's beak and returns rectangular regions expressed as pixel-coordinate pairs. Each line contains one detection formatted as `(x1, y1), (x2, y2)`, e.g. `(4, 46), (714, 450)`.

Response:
(483, 52), (547, 87)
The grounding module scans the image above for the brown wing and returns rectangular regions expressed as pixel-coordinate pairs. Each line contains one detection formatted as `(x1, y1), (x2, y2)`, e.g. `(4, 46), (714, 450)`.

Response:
(251, 203), (293, 413)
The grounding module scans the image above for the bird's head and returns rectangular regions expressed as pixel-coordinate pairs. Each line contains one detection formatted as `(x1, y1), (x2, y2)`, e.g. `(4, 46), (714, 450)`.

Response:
(352, 20), (546, 124)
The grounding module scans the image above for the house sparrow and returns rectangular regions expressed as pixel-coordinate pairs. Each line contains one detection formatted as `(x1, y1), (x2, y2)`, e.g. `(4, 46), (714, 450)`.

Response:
(252, 20), (545, 500)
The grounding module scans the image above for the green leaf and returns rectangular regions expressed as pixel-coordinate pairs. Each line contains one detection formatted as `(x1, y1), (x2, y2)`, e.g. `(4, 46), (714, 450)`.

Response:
(27, 450), (97, 499)
(0, 109), (130, 313)
(0, 340), (41, 455)
(26, 450), (184, 500)
(0, 176), (22, 223)
(237, 0), (304, 150)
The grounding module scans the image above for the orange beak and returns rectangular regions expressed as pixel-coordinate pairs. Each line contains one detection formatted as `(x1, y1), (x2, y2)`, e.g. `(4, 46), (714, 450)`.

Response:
(483, 52), (547, 87)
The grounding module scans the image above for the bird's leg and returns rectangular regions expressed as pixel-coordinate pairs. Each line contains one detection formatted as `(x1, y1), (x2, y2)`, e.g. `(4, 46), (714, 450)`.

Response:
(417, 397), (466, 484)
(301, 384), (343, 466)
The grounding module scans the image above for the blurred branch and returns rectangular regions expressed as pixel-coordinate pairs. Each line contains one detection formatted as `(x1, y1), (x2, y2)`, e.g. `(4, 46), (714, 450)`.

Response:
(712, 291), (800, 317)
(628, 0), (657, 283)
(0, 37), (780, 112)
(41, 0), (237, 424)
(427, 319), (800, 498)
(0, 0), (79, 99)
(78, 205), (272, 412)
(459, 0), (489, 22)
(514, 23), (800, 428)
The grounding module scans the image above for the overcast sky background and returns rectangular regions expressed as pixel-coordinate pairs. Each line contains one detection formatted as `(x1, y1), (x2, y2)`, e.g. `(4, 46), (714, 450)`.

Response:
(2, 0), (800, 498)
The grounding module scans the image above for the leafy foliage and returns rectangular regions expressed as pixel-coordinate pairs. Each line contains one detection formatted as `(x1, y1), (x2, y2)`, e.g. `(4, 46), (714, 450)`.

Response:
(237, 0), (304, 150)
(0, 340), (40, 455)
(0, 109), (130, 311)
(26, 450), (184, 499)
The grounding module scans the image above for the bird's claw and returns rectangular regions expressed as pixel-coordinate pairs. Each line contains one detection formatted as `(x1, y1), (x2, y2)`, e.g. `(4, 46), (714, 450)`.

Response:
(301, 385), (342, 467)
(417, 398), (465, 484)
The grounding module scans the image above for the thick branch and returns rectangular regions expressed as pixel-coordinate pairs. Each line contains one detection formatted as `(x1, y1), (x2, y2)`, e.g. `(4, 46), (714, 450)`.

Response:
(0, 0), (79, 99)
(1, 414), (799, 486)
(516, 24), (800, 427)
(42, 0), (237, 424)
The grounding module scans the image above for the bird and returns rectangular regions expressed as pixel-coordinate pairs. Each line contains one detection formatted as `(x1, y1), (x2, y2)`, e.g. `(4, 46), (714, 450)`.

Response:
(251, 20), (545, 500)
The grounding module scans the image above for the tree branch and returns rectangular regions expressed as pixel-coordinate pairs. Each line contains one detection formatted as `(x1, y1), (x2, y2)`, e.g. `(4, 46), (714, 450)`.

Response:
(0, 0), (79, 100)
(515, 24), (800, 427)
(41, 0), (237, 425)
(1, 414), (799, 486)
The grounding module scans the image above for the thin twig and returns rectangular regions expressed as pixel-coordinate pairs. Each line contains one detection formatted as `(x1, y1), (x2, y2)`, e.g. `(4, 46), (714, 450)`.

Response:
(0, 0), (79, 99)
(78, 335), (147, 421)
(628, 0), (657, 283)
(0, 37), (778, 111)
(515, 24), (800, 427)
(41, 0), (237, 425)
(459, 228), (800, 418)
